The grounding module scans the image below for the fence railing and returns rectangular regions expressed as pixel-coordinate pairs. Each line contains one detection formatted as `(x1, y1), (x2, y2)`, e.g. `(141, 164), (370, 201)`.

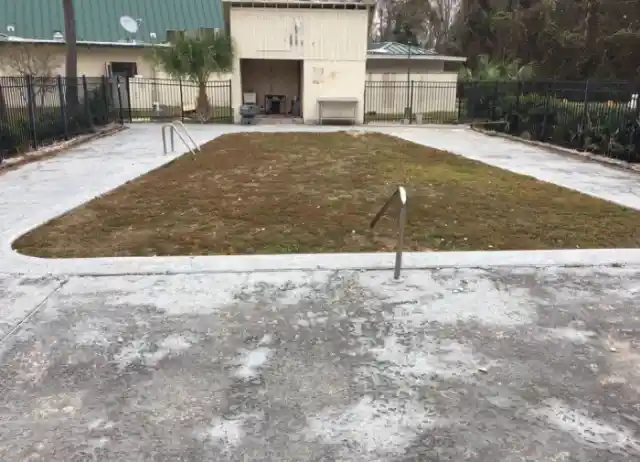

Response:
(0, 76), (234, 159)
(3, 76), (638, 163)
(459, 79), (640, 163)
(364, 79), (640, 162)
(124, 78), (233, 123)
(0, 75), (116, 158)
(364, 81), (460, 124)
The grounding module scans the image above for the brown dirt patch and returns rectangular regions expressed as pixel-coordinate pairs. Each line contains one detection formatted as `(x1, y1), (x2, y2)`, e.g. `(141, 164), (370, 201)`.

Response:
(13, 131), (640, 257)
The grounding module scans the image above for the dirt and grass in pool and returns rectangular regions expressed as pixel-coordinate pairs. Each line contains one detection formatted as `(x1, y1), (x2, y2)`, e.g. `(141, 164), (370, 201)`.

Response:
(13, 131), (640, 257)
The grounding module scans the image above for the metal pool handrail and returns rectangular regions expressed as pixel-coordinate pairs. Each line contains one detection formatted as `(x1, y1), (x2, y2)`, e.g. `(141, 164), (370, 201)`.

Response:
(161, 122), (199, 155)
(171, 120), (200, 153)
(370, 186), (407, 280)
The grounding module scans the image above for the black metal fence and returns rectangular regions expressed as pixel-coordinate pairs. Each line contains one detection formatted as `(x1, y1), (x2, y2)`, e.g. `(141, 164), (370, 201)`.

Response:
(364, 79), (640, 162)
(123, 78), (232, 123)
(364, 81), (460, 124)
(0, 76), (116, 158)
(460, 80), (640, 162)
(0, 76), (233, 159)
(3, 76), (637, 162)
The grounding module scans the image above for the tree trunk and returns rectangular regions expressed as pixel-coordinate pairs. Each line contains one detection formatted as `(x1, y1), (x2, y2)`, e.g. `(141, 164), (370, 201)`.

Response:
(196, 81), (210, 122)
(581, 0), (600, 76)
(62, 0), (79, 109)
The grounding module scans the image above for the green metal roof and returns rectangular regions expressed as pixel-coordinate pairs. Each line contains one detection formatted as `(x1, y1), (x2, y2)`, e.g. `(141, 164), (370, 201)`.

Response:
(0, 0), (224, 44)
(368, 41), (437, 56)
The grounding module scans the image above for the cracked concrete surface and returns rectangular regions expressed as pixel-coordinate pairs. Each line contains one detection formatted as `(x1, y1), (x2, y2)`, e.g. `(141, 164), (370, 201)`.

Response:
(1, 268), (639, 461)
(1, 125), (640, 461)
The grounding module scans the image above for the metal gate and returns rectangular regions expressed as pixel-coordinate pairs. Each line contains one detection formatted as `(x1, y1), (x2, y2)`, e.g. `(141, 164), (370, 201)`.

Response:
(113, 77), (233, 124)
(364, 80), (461, 124)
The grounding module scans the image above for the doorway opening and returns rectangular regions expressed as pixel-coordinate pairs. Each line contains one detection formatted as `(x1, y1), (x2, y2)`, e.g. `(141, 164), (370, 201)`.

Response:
(240, 59), (303, 123)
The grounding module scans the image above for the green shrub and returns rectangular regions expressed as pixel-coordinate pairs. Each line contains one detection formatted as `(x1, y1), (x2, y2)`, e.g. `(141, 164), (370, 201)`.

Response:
(477, 89), (640, 162)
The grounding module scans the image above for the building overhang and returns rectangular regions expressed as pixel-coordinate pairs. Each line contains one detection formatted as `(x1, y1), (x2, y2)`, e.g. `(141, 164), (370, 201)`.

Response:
(0, 36), (168, 48)
(222, 0), (374, 8)
(366, 53), (467, 63)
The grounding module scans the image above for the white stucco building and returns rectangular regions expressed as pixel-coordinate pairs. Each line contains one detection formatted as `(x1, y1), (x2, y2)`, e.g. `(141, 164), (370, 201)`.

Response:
(224, 0), (373, 124)
(223, 0), (465, 124)
(0, 0), (466, 123)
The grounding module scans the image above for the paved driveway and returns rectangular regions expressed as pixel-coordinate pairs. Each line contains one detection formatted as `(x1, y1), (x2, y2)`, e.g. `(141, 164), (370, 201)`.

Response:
(1, 268), (639, 461)
(1, 125), (639, 461)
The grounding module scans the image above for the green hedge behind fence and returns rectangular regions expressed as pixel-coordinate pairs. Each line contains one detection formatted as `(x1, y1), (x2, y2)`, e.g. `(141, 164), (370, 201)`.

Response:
(460, 81), (640, 163)
(0, 76), (116, 158)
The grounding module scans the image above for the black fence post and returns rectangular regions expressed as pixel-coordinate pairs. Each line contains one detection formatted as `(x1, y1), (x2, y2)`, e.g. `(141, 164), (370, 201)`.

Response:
(409, 80), (415, 123)
(575, 79), (590, 150)
(537, 81), (550, 140)
(125, 77), (133, 123)
(116, 76), (124, 124)
(0, 80), (7, 123)
(491, 80), (500, 121)
(631, 85), (640, 162)
(82, 76), (92, 128)
(456, 81), (464, 122)
(363, 81), (368, 124)
(101, 76), (110, 122)
(228, 80), (233, 123)
(511, 79), (523, 134)
(515, 80), (522, 114)
(582, 79), (590, 128)
(57, 76), (69, 140)
(25, 75), (38, 149)
(467, 81), (476, 119)
(542, 80), (555, 140)
(179, 79), (185, 122)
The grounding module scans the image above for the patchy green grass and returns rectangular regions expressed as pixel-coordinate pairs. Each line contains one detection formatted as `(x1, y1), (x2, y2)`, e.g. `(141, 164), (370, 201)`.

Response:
(13, 131), (640, 257)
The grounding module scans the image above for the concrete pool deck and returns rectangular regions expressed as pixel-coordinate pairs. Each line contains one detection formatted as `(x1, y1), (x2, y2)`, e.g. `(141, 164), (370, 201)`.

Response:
(1, 125), (639, 461)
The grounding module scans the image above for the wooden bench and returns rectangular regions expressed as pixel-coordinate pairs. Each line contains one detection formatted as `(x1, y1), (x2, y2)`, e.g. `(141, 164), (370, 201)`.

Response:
(317, 97), (359, 125)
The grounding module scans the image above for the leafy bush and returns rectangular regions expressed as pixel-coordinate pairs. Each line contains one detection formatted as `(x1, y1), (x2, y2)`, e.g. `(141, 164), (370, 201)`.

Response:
(476, 89), (640, 163)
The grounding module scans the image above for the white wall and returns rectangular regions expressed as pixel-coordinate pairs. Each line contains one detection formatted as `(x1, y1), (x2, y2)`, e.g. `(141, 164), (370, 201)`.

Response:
(0, 42), (233, 112)
(229, 7), (369, 60)
(302, 59), (366, 122)
(229, 6), (370, 123)
(0, 43), (158, 78)
(366, 59), (446, 79)
(365, 59), (459, 116)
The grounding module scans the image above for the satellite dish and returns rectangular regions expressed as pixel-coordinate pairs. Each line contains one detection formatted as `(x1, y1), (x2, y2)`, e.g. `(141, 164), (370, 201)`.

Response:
(119, 16), (139, 34)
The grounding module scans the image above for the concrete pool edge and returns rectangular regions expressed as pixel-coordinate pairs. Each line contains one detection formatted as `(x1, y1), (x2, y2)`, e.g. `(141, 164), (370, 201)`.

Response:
(4, 248), (640, 277)
(3, 123), (640, 277)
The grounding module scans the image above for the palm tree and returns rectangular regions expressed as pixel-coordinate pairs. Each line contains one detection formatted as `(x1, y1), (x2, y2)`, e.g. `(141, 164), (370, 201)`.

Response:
(152, 31), (234, 120)
(459, 54), (535, 81)
(62, 0), (78, 107)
